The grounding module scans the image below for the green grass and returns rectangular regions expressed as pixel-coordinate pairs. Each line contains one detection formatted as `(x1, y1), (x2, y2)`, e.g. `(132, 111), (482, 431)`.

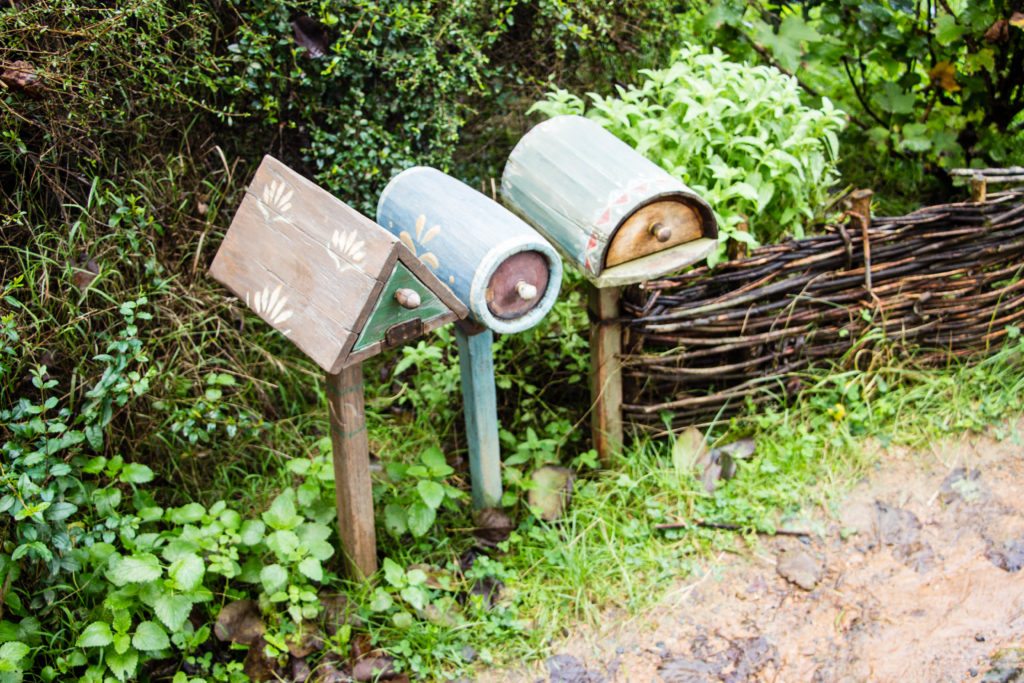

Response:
(177, 325), (1024, 679)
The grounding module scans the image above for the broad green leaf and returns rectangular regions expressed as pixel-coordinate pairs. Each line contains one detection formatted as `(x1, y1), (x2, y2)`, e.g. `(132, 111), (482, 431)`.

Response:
(152, 594), (194, 631)
(262, 490), (301, 531)
(132, 621), (169, 651)
(265, 530), (300, 559)
(383, 558), (405, 587)
(106, 648), (138, 682)
(106, 554), (161, 586)
(167, 502), (205, 524)
(75, 622), (113, 648)
(406, 502), (435, 537)
(934, 14), (965, 45)
(297, 557), (323, 582)
(420, 447), (453, 477)
(416, 480), (445, 510)
(369, 588), (393, 612)
(120, 463), (154, 484)
(168, 554), (205, 592)
(0, 642), (28, 661)
(384, 504), (407, 537)
(260, 564), (288, 594)
(400, 585), (427, 611)
(875, 83), (916, 114)
(239, 519), (265, 545)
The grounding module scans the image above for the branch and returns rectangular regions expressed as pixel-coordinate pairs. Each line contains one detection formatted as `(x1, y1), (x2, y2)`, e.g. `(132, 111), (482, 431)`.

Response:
(841, 56), (890, 128)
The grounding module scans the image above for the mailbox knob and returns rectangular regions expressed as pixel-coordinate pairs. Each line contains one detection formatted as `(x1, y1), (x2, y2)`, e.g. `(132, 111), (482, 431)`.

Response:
(394, 288), (421, 309)
(516, 280), (538, 301)
(650, 222), (672, 243)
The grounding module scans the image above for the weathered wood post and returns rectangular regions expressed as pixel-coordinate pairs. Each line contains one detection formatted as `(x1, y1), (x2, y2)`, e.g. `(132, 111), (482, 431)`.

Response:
(376, 167), (563, 509)
(209, 156), (468, 579)
(502, 115), (718, 462)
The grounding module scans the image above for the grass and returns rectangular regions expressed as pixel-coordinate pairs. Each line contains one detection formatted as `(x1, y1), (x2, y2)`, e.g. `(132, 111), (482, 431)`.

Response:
(182, 319), (1024, 679)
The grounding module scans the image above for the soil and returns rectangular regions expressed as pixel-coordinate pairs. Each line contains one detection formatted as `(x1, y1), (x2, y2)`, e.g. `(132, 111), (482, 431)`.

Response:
(482, 419), (1024, 683)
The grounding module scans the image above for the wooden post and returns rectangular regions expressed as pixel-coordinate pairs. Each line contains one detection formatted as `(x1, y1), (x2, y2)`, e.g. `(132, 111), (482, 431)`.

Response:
(326, 365), (378, 579)
(588, 284), (623, 462)
(970, 174), (987, 203)
(454, 325), (503, 509)
(850, 189), (874, 293)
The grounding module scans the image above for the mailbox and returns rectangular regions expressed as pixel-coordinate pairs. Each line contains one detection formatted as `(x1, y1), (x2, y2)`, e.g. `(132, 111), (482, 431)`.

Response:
(377, 166), (563, 333)
(501, 115), (718, 287)
(210, 156), (468, 579)
(376, 167), (564, 509)
(502, 115), (719, 461)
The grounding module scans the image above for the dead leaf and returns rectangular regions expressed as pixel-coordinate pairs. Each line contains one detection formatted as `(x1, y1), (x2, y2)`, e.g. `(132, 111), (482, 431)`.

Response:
(71, 255), (99, 291)
(0, 60), (41, 95)
(352, 655), (396, 681)
(320, 592), (363, 635)
(473, 507), (513, 547)
(214, 599), (265, 645)
(1011, 11), (1024, 29)
(290, 656), (312, 683)
(528, 466), (573, 521)
(292, 16), (329, 58)
(287, 620), (323, 658)
(985, 19), (1009, 42)
(712, 437), (756, 480)
(243, 636), (282, 681)
(672, 426), (708, 473)
(929, 61), (960, 92)
(313, 663), (351, 683)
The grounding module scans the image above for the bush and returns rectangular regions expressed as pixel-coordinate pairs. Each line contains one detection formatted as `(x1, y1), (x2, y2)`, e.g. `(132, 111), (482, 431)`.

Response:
(531, 46), (848, 262)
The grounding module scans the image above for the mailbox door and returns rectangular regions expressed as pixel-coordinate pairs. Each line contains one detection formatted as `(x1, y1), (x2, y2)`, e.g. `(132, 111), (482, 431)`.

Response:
(604, 200), (704, 268)
(352, 261), (451, 353)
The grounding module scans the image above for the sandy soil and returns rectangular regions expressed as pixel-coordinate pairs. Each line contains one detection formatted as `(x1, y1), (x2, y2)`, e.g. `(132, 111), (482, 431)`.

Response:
(482, 419), (1024, 683)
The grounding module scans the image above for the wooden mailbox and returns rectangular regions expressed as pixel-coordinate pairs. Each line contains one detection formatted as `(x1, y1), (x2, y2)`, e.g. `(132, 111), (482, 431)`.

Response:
(210, 155), (468, 579)
(377, 167), (563, 508)
(502, 115), (718, 460)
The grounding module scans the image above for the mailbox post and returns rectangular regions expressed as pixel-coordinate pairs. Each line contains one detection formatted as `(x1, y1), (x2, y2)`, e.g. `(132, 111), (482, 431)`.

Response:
(377, 167), (563, 509)
(502, 115), (718, 461)
(210, 156), (467, 579)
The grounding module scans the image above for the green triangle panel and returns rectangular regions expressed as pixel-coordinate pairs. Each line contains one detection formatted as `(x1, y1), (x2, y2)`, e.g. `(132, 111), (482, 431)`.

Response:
(352, 261), (450, 352)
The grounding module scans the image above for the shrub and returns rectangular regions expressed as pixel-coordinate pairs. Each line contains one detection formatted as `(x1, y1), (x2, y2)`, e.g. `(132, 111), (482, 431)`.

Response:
(531, 45), (848, 262)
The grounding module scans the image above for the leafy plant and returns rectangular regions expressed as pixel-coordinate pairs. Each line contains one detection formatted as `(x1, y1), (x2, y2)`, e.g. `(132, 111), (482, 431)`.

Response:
(379, 447), (465, 538)
(692, 0), (1024, 205)
(532, 46), (848, 261)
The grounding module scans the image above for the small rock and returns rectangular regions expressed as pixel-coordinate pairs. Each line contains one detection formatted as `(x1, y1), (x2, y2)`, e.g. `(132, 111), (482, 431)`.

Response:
(546, 654), (605, 683)
(986, 537), (1024, 572)
(776, 547), (823, 590)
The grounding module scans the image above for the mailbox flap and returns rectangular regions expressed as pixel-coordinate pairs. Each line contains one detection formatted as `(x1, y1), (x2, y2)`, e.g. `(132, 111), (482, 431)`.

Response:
(352, 260), (451, 354)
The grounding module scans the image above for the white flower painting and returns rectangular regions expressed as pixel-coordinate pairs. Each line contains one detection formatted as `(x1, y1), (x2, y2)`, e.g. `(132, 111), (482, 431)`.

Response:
(399, 214), (441, 269)
(328, 229), (367, 273)
(246, 284), (293, 335)
(258, 179), (294, 221)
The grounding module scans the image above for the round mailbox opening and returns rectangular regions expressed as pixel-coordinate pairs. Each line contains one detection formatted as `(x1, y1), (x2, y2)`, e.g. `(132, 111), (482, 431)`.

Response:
(604, 199), (705, 269)
(486, 250), (550, 320)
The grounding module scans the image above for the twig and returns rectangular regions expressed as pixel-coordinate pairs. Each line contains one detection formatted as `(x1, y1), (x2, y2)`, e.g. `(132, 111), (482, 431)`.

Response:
(654, 519), (811, 537)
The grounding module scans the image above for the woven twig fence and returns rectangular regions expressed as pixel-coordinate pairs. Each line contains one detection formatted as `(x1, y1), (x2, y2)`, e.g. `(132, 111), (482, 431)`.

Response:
(621, 190), (1024, 432)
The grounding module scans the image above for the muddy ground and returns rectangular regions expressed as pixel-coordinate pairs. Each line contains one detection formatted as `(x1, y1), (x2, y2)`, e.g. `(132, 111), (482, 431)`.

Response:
(484, 419), (1024, 683)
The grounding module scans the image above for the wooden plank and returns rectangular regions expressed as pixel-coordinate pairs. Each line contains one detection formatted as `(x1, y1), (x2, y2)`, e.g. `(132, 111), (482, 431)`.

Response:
(210, 196), (354, 372)
(588, 284), (623, 463)
(454, 327), (503, 509)
(592, 238), (717, 288)
(250, 157), (396, 279)
(326, 364), (378, 579)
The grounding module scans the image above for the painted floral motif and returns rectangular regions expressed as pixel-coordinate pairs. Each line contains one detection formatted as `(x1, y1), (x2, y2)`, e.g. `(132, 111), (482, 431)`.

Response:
(399, 214), (441, 270)
(246, 284), (293, 335)
(258, 179), (294, 221)
(328, 229), (367, 272)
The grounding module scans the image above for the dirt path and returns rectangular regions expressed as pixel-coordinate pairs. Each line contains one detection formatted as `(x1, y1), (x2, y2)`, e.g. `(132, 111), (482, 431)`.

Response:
(485, 420), (1024, 683)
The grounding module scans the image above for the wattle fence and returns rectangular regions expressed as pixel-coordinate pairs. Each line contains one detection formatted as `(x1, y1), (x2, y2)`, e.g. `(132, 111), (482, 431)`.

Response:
(621, 189), (1024, 432)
